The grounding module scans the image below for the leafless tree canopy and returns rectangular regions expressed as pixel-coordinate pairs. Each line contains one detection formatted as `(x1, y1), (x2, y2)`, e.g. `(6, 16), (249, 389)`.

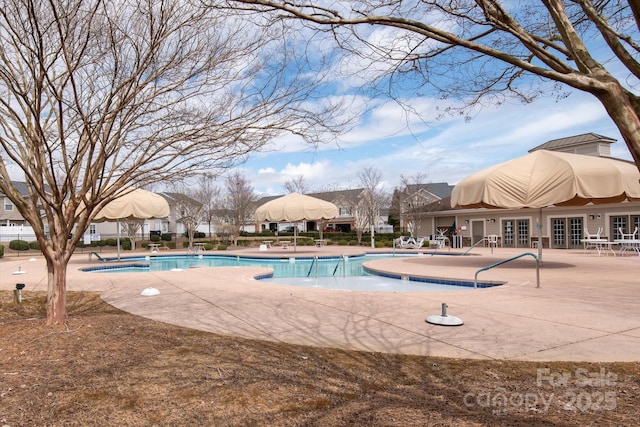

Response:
(193, 175), (223, 238)
(399, 172), (429, 237)
(0, 0), (344, 324)
(171, 191), (206, 251)
(224, 171), (256, 244)
(227, 0), (640, 166)
(283, 175), (310, 193)
(357, 166), (388, 246)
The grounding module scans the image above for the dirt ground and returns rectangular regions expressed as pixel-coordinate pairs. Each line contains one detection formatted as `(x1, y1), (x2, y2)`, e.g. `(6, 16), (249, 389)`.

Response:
(1, 291), (639, 426)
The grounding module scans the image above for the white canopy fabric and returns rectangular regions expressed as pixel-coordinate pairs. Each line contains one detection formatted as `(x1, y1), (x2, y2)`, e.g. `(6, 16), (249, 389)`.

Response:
(255, 192), (338, 222)
(450, 150), (640, 263)
(93, 187), (170, 221)
(451, 150), (640, 209)
(90, 187), (169, 260)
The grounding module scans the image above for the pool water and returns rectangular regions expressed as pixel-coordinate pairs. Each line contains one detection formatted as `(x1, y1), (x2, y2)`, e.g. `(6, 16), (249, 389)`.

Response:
(147, 254), (369, 277)
(84, 254), (492, 292)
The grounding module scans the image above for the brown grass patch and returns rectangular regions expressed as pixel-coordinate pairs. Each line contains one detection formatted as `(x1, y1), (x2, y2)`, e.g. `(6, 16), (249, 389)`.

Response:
(1, 290), (639, 426)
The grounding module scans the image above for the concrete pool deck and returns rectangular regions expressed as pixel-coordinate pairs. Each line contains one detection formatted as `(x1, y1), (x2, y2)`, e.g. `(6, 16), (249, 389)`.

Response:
(2, 245), (640, 362)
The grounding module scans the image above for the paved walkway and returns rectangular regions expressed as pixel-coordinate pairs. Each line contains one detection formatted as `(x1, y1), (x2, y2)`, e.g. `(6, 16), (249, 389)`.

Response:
(2, 245), (640, 362)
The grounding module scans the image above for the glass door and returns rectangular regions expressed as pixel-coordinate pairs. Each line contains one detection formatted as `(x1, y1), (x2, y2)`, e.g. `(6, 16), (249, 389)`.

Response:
(552, 218), (566, 248)
(552, 217), (582, 248)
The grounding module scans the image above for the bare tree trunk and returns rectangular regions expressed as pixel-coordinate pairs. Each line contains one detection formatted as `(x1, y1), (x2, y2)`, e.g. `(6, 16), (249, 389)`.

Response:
(594, 83), (640, 167)
(45, 255), (68, 325)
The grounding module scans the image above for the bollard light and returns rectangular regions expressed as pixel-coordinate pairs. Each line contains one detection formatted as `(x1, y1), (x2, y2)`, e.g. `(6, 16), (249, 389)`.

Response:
(14, 283), (25, 304)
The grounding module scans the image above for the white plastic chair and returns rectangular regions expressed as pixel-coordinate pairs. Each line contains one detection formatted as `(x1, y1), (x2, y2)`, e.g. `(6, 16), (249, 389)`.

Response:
(584, 227), (603, 240)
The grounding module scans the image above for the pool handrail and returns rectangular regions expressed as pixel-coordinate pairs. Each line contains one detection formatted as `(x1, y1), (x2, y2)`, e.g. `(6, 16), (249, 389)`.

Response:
(462, 238), (487, 256)
(88, 251), (106, 262)
(474, 252), (540, 289)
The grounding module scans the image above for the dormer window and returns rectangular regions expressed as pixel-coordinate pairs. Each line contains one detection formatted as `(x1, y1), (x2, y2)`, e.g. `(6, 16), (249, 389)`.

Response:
(4, 197), (13, 211)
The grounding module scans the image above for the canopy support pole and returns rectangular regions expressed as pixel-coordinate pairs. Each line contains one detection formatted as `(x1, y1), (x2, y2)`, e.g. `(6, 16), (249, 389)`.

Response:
(537, 208), (543, 266)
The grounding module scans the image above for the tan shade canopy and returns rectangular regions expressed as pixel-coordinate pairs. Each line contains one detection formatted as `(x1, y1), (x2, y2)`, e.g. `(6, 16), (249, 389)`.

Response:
(451, 150), (640, 209)
(93, 187), (170, 221)
(255, 192), (338, 222)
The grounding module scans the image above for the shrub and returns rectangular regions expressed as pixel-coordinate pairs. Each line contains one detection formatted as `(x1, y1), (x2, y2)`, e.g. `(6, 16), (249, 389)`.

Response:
(121, 239), (132, 250)
(161, 233), (173, 242)
(0, 244), (4, 257)
(150, 234), (160, 242)
(183, 231), (206, 238)
(348, 240), (358, 246)
(29, 241), (40, 250)
(217, 244), (227, 251)
(338, 239), (349, 246)
(9, 240), (29, 251)
(105, 238), (118, 246)
(203, 243), (214, 250)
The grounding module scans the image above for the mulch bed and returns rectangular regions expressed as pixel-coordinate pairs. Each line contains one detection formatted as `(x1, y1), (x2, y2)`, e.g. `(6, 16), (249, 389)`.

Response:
(1, 291), (639, 426)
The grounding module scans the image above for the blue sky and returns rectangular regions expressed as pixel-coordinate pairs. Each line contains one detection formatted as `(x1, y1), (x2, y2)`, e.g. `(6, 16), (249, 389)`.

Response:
(235, 89), (633, 196)
(221, 2), (637, 197)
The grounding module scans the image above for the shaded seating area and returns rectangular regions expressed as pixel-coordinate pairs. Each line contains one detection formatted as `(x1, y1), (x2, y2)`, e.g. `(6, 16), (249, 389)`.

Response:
(581, 227), (615, 256)
(395, 236), (425, 249)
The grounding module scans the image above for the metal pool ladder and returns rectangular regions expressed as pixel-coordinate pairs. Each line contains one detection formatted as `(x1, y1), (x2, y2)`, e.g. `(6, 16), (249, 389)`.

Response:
(474, 252), (540, 289)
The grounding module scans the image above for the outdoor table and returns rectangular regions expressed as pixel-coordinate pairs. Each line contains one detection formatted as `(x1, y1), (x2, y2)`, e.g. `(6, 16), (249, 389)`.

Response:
(614, 239), (640, 255)
(581, 239), (617, 256)
(314, 239), (326, 247)
(279, 241), (290, 249)
(193, 243), (206, 252)
(148, 243), (161, 252)
(262, 240), (273, 249)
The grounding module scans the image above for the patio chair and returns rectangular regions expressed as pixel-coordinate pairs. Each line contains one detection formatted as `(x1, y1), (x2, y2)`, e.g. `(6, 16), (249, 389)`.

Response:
(486, 234), (499, 248)
(617, 226), (640, 255)
(584, 227), (603, 240)
(582, 227), (605, 253)
(395, 236), (424, 249)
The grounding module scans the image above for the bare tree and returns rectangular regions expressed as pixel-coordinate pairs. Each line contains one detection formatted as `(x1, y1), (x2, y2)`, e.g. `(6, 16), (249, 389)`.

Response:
(283, 175), (310, 194)
(399, 173), (429, 238)
(194, 175), (223, 238)
(357, 167), (387, 248)
(121, 219), (145, 251)
(171, 192), (205, 252)
(0, 0), (343, 324)
(227, 1), (640, 168)
(352, 203), (369, 245)
(224, 171), (257, 245)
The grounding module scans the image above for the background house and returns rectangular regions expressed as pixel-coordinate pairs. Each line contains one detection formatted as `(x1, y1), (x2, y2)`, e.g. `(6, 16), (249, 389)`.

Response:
(0, 181), (38, 242)
(255, 188), (393, 233)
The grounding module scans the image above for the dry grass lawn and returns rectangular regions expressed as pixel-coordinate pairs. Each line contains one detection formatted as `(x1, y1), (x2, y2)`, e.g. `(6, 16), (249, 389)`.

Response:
(1, 290), (639, 426)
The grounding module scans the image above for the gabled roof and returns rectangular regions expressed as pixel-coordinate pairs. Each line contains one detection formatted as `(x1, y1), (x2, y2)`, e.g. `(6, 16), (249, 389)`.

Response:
(404, 183), (454, 199)
(528, 133), (616, 152)
(255, 189), (366, 207)
(0, 181), (51, 197)
(157, 192), (202, 207)
(309, 189), (364, 204)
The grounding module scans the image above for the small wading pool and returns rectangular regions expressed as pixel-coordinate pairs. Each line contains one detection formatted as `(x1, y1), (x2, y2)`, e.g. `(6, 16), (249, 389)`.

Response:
(82, 254), (500, 292)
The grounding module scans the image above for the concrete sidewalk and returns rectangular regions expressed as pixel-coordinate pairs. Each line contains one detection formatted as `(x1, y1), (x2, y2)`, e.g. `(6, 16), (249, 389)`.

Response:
(2, 245), (639, 362)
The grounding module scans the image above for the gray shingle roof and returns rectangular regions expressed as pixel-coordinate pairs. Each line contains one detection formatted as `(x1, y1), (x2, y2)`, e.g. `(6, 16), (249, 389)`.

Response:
(528, 133), (616, 152)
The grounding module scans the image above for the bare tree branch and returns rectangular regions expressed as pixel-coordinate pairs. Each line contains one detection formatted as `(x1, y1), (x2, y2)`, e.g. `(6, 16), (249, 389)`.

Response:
(225, 0), (640, 166)
(0, 0), (345, 324)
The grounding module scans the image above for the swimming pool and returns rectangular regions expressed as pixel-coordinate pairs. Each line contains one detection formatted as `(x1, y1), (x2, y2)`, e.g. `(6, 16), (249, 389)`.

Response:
(86, 254), (373, 276)
(83, 253), (499, 291)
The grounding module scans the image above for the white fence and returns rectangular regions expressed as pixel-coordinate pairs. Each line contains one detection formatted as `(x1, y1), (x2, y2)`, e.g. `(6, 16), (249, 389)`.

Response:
(0, 225), (37, 243)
